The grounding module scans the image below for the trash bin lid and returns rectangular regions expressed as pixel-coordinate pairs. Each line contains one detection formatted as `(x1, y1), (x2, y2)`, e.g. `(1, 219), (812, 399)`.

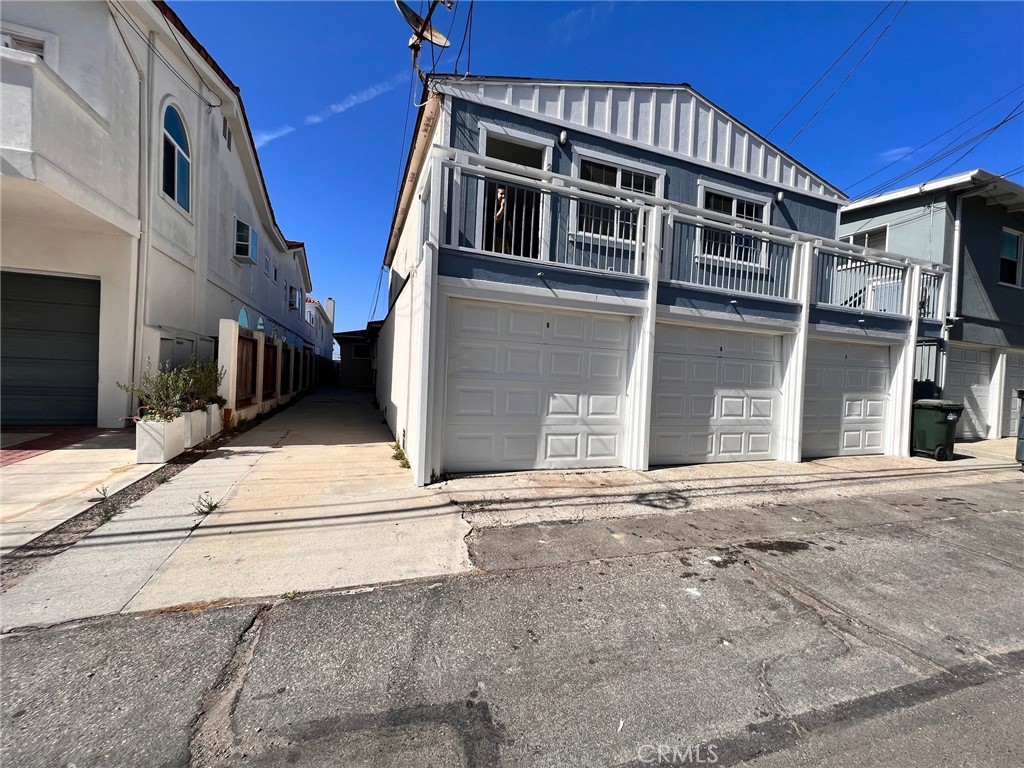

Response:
(913, 399), (963, 410)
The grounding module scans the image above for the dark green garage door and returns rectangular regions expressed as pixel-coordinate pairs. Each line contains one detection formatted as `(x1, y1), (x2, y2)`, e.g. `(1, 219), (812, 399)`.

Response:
(1, 272), (100, 425)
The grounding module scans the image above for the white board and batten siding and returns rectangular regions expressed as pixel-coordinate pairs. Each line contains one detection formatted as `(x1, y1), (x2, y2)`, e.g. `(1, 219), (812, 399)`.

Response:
(435, 79), (844, 201)
(651, 325), (783, 464)
(944, 344), (991, 439)
(1004, 351), (1024, 437)
(443, 299), (631, 472)
(803, 340), (890, 458)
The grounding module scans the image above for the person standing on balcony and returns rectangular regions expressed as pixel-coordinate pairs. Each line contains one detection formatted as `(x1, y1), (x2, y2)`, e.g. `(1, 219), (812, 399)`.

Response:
(494, 186), (515, 255)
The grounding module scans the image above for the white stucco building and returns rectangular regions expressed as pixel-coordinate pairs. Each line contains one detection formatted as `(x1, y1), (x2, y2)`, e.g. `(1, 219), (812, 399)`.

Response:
(1, 0), (321, 427)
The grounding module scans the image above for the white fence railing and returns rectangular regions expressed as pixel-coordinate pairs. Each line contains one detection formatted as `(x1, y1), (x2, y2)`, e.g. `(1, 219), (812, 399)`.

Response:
(815, 248), (906, 314)
(435, 151), (945, 312)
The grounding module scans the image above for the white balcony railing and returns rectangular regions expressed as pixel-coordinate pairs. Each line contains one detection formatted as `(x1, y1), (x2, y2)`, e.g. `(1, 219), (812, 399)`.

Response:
(665, 211), (796, 300)
(814, 247), (906, 315)
(435, 151), (944, 313)
(443, 156), (649, 277)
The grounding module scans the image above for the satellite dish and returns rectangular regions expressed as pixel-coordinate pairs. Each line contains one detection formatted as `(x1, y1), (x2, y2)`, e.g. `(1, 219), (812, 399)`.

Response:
(395, 0), (451, 48)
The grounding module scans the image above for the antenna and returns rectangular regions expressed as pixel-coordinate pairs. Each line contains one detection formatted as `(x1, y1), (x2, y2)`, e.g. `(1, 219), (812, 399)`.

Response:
(394, 0), (451, 81)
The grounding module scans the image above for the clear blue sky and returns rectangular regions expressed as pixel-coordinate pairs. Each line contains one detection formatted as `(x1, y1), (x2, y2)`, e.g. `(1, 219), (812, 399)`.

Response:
(170, 1), (1024, 334)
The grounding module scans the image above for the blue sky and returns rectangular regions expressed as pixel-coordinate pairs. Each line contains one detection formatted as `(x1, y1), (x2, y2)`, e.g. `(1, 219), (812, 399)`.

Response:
(170, 1), (1024, 335)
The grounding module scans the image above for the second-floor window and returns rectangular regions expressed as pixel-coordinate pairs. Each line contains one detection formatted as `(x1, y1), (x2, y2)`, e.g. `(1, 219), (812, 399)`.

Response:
(698, 184), (770, 265)
(1000, 229), (1023, 287)
(846, 227), (887, 251)
(234, 219), (258, 264)
(162, 105), (190, 213)
(577, 159), (657, 242)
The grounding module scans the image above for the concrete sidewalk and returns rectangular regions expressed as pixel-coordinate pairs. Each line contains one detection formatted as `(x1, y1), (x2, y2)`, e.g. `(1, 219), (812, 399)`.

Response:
(0, 390), (472, 630)
(0, 429), (156, 554)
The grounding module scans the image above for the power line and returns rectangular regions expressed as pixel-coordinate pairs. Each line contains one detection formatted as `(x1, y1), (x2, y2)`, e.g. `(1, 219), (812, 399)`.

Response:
(844, 84), (1024, 192)
(785, 1), (908, 151)
(453, 0), (475, 75)
(932, 99), (1024, 179)
(858, 102), (1024, 197)
(766, 1), (894, 140)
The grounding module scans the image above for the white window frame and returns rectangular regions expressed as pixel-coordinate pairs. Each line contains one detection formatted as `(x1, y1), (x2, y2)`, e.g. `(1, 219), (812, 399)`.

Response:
(844, 225), (888, 252)
(161, 103), (192, 215)
(999, 227), (1024, 288)
(473, 123), (555, 261)
(288, 285), (300, 310)
(567, 148), (663, 275)
(263, 251), (272, 276)
(0, 22), (58, 68)
(233, 217), (258, 265)
(696, 179), (773, 268)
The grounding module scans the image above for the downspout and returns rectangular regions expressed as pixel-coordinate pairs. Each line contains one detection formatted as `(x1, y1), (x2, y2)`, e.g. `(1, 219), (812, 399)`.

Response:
(131, 30), (157, 387)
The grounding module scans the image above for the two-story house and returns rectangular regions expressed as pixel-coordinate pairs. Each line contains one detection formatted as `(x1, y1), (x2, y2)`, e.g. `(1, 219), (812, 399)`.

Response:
(840, 169), (1024, 440)
(304, 296), (336, 359)
(0, 0), (321, 428)
(376, 75), (947, 485)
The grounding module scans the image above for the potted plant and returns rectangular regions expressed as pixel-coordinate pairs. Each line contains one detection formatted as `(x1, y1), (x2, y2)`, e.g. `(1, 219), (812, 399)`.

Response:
(178, 357), (210, 448)
(119, 361), (186, 463)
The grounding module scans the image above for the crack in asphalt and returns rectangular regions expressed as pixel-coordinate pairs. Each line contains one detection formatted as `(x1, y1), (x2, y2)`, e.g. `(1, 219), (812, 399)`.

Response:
(189, 602), (274, 768)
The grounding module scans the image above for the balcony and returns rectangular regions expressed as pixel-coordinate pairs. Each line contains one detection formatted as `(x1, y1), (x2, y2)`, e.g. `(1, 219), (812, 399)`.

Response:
(0, 48), (137, 233)
(436, 150), (944, 319)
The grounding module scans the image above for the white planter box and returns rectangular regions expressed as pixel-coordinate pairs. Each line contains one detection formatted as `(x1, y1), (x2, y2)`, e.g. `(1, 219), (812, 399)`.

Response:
(137, 415), (185, 464)
(206, 403), (222, 438)
(183, 410), (206, 448)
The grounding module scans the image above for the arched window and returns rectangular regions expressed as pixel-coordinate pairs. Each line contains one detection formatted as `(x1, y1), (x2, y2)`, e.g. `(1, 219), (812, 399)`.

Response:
(162, 105), (190, 212)
(256, 316), (265, 332)
(237, 307), (249, 328)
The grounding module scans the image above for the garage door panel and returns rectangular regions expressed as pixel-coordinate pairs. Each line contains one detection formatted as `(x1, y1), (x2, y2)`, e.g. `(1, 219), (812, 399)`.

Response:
(651, 324), (783, 465)
(944, 343), (990, 439)
(1, 273), (99, 426)
(803, 340), (890, 458)
(1004, 352), (1024, 436)
(444, 300), (629, 472)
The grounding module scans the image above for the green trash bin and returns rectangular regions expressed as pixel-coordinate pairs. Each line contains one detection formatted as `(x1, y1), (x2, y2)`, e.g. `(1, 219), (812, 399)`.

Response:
(912, 399), (963, 461)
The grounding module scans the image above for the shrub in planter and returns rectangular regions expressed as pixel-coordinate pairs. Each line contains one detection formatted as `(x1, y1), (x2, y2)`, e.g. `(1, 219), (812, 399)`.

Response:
(119, 361), (187, 463)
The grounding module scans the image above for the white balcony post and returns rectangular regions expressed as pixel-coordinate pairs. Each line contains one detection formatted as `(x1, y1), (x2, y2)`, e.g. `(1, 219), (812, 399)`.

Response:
(626, 206), (662, 471)
(887, 263), (921, 457)
(778, 240), (814, 463)
(988, 350), (1007, 439)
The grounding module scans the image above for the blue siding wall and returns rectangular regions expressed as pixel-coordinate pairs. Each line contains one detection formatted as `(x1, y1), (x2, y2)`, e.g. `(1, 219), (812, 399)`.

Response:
(658, 282), (801, 324)
(449, 99), (840, 239)
(438, 249), (648, 300)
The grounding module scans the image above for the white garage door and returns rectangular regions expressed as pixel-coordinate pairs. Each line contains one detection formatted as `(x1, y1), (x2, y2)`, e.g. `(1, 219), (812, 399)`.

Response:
(803, 340), (890, 458)
(443, 299), (630, 472)
(945, 344), (991, 439)
(1003, 351), (1024, 437)
(650, 324), (782, 464)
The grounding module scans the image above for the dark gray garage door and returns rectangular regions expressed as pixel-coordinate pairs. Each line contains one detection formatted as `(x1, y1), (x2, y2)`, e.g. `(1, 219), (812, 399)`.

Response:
(1, 272), (100, 425)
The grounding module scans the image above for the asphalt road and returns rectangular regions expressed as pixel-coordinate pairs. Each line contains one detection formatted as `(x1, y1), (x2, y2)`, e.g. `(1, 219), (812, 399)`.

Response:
(2, 479), (1022, 767)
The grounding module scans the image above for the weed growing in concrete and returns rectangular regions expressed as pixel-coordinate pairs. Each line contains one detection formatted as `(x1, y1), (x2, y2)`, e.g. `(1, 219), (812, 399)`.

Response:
(391, 442), (410, 469)
(282, 591), (299, 600)
(94, 484), (110, 501)
(191, 492), (219, 516)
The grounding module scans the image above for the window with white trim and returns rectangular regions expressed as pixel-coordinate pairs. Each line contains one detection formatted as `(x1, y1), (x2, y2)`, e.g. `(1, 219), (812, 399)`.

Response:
(221, 116), (232, 151)
(1, 31), (45, 58)
(162, 105), (190, 212)
(233, 218), (258, 265)
(845, 226), (887, 251)
(577, 158), (657, 241)
(698, 183), (770, 265)
(1000, 228), (1023, 287)
(289, 286), (300, 310)
(263, 252), (272, 276)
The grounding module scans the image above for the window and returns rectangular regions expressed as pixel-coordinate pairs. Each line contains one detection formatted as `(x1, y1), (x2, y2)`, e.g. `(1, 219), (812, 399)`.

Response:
(698, 183), (770, 264)
(1, 31), (45, 58)
(221, 116), (232, 151)
(353, 344), (371, 359)
(289, 286), (300, 310)
(233, 219), (258, 265)
(577, 158), (657, 241)
(1000, 229), (1023, 287)
(162, 106), (190, 212)
(263, 253), (272, 276)
(846, 227), (887, 251)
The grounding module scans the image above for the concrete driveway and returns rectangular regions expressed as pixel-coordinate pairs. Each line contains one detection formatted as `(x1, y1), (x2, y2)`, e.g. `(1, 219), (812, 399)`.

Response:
(0, 390), (472, 629)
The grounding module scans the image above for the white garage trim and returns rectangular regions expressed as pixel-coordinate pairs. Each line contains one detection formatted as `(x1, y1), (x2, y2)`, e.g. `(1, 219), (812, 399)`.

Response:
(650, 323), (784, 464)
(442, 298), (632, 472)
(803, 339), (892, 458)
